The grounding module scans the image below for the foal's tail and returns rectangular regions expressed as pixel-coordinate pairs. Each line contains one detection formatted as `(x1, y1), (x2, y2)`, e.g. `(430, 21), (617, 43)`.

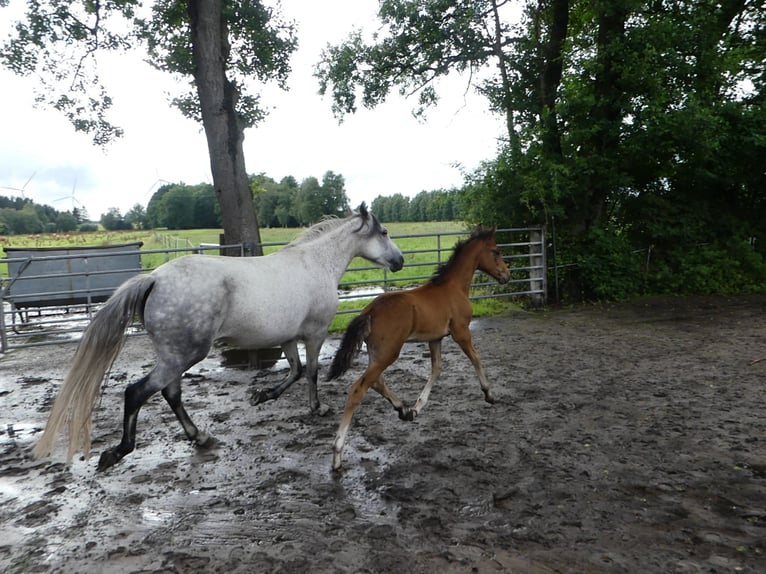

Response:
(33, 273), (156, 463)
(326, 313), (371, 381)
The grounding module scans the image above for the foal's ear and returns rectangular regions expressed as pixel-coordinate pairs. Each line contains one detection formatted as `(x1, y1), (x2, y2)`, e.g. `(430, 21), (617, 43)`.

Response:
(358, 202), (369, 219)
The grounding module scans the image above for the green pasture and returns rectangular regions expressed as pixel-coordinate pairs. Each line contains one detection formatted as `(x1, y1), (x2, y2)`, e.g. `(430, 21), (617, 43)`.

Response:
(0, 221), (520, 332)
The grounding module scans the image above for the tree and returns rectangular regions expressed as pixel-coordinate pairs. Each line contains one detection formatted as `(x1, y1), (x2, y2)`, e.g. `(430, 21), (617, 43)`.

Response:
(100, 207), (131, 231)
(319, 171), (350, 218)
(1, 0), (297, 253)
(320, 0), (766, 299)
(125, 203), (148, 229)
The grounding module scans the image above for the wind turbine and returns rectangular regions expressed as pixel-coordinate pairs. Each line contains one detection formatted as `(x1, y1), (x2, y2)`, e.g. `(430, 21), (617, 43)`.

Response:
(0, 171), (37, 199)
(54, 178), (83, 209)
(144, 170), (170, 198)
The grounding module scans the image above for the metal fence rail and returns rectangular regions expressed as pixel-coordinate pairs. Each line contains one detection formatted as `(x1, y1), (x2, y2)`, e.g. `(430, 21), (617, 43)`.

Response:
(0, 226), (545, 352)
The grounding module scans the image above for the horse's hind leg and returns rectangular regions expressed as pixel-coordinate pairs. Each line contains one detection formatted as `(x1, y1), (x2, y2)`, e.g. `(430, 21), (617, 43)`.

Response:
(162, 378), (211, 447)
(98, 369), (166, 471)
(98, 346), (210, 471)
(250, 340), (302, 406)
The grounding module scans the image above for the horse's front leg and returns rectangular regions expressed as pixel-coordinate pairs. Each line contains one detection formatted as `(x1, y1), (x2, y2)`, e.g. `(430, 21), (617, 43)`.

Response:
(249, 341), (302, 406)
(304, 336), (330, 416)
(452, 329), (495, 404)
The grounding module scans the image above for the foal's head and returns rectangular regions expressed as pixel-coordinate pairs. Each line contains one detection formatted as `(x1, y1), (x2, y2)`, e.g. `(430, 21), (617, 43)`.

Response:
(473, 226), (510, 284)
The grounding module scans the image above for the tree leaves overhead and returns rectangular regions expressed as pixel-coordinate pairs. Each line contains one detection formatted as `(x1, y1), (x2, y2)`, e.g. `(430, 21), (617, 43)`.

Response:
(138, 0), (297, 127)
(2, 0), (140, 144)
(1, 0), (297, 142)
(315, 0), (509, 119)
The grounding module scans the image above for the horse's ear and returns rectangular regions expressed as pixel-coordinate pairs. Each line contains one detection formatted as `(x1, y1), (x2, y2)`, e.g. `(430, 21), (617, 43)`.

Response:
(358, 202), (369, 219)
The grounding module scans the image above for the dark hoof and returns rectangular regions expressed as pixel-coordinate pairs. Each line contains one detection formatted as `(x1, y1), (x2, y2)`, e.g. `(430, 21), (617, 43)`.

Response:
(194, 434), (220, 449)
(249, 389), (272, 405)
(97, 449), (123, 472)
(396, 407), (415, 422)
(484, 392), (496, 405)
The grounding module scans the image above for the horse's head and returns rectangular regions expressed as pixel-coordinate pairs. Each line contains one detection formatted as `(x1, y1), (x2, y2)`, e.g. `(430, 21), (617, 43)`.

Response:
(474, 226), (510, 284)
(353, 203), (404, 272)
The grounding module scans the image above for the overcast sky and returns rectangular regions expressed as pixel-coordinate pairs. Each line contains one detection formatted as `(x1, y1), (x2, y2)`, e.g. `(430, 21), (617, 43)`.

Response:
(0, 1), (504, 220)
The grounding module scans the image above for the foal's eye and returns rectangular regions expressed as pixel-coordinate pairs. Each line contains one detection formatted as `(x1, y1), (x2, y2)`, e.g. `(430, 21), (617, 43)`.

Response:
(381, 229), (388, 236)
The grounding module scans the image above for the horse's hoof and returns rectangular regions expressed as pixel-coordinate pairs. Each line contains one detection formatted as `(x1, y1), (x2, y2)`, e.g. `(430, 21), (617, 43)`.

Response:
(97, 449), (122, 472)
(194, 432), (215, 448)
(249, 389), (265, 405)
(484, 391), (496, 405)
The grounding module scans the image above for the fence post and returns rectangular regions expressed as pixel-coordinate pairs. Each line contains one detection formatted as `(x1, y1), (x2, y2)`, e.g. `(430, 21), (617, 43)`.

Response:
(529, 227), (546, 307)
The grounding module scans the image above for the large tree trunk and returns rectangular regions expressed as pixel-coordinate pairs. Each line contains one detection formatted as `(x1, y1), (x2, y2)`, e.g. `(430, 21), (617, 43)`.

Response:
(538, 0), (569, 160)
(187, 0), (263, 255)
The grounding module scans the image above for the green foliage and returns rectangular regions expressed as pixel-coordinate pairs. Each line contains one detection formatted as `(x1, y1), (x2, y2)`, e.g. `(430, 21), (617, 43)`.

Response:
(138, 0), (297, 129)
(145, 183), (221, 229)
(0, 196), (87, 235)
(371, 189), (461, 222)
(251, 171), (350, 227)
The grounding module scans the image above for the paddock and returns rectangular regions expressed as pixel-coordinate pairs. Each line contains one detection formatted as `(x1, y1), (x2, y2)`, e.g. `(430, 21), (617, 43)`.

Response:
(1, 295), (765, 573)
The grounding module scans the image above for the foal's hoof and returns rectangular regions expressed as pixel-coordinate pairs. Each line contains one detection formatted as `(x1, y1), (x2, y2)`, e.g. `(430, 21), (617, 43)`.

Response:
(484, 391), (496, 405)
(97, 449), (122, 472)
(396, 407), (415, 422)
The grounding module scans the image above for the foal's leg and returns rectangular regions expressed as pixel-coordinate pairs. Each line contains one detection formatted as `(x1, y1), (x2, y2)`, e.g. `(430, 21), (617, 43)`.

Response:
(370, 375), (409, 419)
(451, 328), (495, 404)
(250, 340), (302, 406)
(332, 363), (386, 471)
(409, 339), (443, 417)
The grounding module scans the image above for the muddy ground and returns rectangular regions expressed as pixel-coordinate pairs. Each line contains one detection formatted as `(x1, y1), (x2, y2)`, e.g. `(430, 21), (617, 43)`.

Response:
(1, 295), (765, 573)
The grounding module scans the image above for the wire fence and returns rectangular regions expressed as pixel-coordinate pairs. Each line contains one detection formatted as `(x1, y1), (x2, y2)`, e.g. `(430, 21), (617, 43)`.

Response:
(0, 226), (545, 352)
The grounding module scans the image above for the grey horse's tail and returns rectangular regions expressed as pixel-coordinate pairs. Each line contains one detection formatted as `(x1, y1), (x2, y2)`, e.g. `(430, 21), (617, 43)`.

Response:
(33, 273), (156, 463)
(326, 313), (371, 381)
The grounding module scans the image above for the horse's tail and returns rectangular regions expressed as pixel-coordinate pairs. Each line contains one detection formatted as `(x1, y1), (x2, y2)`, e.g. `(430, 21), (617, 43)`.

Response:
(33, 273), (156, 463)
(326, 313), (371, 381)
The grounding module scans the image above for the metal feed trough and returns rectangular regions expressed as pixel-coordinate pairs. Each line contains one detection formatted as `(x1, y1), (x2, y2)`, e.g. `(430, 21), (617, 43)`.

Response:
(0, 242), (143, 350)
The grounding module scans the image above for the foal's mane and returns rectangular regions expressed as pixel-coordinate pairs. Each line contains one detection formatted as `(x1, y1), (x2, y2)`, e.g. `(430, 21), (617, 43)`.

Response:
(430, 226), (494, 285)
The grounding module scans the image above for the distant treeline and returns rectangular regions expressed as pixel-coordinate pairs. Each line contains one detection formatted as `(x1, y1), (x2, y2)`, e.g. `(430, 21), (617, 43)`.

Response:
(0, 196), (92, 235)
(0, 172), (460, 236)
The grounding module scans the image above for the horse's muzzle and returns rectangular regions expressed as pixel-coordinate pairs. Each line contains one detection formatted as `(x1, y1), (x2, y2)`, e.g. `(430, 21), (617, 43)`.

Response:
(389, 254), (404, 272)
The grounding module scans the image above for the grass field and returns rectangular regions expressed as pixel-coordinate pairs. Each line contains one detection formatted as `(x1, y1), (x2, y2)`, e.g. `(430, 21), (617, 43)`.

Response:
(0, 221), (521, 331)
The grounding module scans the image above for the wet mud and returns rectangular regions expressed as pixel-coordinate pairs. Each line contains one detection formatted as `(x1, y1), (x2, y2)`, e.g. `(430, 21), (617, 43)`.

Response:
(1, 295), (765, 573)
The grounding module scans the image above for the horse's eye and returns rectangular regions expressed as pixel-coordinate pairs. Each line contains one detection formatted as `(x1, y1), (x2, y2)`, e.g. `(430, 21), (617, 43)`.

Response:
(381, 229), (388, 236)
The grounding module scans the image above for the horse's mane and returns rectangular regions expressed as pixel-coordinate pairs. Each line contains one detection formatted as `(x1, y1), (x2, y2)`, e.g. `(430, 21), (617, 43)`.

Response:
(285, 215), (347, 247)
(430, 226), (494, 285)
(285, 204), (377, 248)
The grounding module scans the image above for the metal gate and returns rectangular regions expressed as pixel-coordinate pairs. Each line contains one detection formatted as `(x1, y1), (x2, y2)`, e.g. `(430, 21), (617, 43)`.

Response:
(0, 226), (545, 352)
